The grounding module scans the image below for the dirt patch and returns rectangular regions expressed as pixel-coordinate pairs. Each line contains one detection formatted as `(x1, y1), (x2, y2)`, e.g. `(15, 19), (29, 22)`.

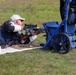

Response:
(11, 43), (41, 50)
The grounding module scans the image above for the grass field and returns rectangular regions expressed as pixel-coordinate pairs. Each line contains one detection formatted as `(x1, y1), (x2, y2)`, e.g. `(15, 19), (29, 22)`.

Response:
(0, 0), (60, 25)
(0, 0), (76, 75)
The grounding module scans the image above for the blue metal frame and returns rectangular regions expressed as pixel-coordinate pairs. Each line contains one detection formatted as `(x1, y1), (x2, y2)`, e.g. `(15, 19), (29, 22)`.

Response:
(42, 0), (76, 49)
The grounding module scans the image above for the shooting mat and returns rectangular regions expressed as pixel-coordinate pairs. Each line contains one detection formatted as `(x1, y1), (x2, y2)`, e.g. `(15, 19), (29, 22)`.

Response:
(0, 43), (42, 55)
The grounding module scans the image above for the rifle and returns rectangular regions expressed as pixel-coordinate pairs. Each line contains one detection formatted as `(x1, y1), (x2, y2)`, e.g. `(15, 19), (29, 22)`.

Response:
(18, 24), (45, 44)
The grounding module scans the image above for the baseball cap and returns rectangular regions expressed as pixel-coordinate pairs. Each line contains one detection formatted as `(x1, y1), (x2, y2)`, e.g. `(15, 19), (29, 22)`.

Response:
(10, 14), (25, 21)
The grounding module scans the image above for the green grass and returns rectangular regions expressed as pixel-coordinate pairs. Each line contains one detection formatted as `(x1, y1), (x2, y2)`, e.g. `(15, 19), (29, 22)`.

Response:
(0, 49), (76, 75)
(0, 0), (76, 75)
(0, 0), (60, 25)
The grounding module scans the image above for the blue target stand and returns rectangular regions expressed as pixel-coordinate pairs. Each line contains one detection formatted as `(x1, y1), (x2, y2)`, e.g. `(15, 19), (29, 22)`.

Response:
(42, 0), (75, 54)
